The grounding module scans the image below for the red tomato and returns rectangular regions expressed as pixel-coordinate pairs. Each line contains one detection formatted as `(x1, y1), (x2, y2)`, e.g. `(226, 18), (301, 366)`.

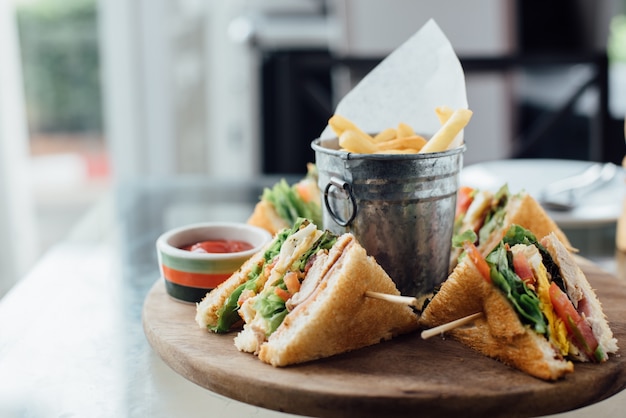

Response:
(513, 251), (535, 287)
(181, 240), (253, 254)
(456, 186), (475, 216)
(463, 241), (491, 283)
(283, 271), (301, 295)
(548, 282), (600, 361)
(274, 286), (292, 302)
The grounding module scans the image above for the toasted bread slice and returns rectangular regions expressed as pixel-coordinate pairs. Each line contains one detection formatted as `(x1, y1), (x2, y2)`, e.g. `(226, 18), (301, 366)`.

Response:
(195, 241), (271, 331)
(420, 260), (574, 381)
(196, 221), (324, 334)
(236, 235), (419, 366)
(480, 192), (573, 255)
(247, 168), (322, 235)
(451, 192), (573, 270)
(247, 200), (290, 236)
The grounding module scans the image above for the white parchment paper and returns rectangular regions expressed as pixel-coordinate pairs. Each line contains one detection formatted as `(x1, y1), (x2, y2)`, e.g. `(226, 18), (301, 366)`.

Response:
(320, 19), (468, 140)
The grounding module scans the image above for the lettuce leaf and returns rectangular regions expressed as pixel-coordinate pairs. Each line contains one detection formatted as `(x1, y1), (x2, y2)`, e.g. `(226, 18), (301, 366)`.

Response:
(486, 225), (549, 334)
(255, 286), (290, 335)
(477, 184), (510, 244)
(253, 225), (338, 336)
(502, 224), (566, 292)
(452, 229), (478, 248)
(208, 221), (304, 333)
(487, 242), (548, 335)
(262, 179), (322, 228)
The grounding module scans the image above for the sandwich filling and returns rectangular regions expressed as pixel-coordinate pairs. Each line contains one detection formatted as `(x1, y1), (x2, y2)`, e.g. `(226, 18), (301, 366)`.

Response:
(235, 228), (346, 353)
(454, 184), (511, 245)
(462, 225), (607, 363)
(508, 243), (570, 356)
(259, 164), (322, 228)
(452, 184), (516, 266)
(210, 218), (324, 333)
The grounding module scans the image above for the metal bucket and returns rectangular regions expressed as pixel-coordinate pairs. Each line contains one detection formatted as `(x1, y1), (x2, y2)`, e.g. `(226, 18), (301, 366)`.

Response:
(312, 138), (465, 297)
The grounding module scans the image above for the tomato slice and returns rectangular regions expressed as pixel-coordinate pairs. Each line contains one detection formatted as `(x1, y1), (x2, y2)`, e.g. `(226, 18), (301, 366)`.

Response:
(456, 186), (475, 217)
(548, 282), (602, 362)
(463, 241), (491, 283)
(512, 251), (535, 287)
(274, 287), (292, 302)
(283, 271), (301, 295)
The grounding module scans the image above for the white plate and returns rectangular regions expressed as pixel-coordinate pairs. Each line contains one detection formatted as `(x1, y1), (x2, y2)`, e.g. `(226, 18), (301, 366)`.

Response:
(459, 159), (625, 228)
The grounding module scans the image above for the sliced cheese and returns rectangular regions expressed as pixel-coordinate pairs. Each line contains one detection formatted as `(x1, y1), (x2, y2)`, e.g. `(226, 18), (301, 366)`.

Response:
(511, 244), (569, 356)
(265, 222), (322, 289)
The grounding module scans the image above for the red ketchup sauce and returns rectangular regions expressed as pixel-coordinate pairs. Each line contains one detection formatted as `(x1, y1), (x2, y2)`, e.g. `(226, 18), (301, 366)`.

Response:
(180, 239), (253, 254)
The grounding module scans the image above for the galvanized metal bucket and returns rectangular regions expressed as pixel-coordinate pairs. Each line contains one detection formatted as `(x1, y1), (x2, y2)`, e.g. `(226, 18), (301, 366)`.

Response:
(312, 138), (465, 297)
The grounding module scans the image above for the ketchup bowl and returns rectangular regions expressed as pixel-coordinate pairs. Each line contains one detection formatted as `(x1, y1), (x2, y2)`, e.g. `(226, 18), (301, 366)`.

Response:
(156, 222), (272, 303)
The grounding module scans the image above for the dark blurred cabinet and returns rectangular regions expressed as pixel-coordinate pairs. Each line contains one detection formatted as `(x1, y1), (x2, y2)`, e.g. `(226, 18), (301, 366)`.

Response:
(260, 49), (333, 175)
(259, 49), (622, 175)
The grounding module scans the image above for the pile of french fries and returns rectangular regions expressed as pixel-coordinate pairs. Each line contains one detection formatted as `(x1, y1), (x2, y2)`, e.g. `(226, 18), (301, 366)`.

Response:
(328, 106), (472, 154)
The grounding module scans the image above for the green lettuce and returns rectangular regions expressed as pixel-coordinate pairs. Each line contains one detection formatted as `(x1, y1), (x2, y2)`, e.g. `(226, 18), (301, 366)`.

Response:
(501, 224), (566, 292)
(452, 184), (512, 263)
(253, 226), (338, 336)
(485, 225), (549, 335)
(476, 184), (510, 244)
(452, 229), (478, 249)
(209, 220), (305, 333)
(262, 179), (322, 228)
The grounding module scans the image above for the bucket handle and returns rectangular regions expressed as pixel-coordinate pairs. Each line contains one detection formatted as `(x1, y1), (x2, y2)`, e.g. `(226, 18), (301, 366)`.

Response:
(323, 177), (357, 227)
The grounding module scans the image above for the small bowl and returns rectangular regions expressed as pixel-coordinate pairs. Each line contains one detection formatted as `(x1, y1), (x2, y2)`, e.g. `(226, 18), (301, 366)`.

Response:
(156, 222), (272, 303)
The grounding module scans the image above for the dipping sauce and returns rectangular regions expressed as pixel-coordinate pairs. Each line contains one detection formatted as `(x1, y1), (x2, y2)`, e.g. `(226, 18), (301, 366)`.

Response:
(180, 239), (254, 254)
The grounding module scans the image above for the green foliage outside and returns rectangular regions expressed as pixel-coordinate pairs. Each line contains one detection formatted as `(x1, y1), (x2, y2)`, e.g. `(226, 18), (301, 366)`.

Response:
(609, 14), (626, 64)
(16, 0), (102, 133)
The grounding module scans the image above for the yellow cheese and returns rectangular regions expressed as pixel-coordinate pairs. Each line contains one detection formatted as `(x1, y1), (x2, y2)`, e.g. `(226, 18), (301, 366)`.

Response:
(534, 261), (570, 356)
(511, 243), (569, 356)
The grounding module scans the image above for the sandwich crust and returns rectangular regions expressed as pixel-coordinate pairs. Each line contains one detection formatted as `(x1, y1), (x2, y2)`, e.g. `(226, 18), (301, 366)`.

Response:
(450, 192), (573, 271)
(255, 237), (419, 366)
(420, 260), (574, 380)
(247, 200), (290, 236)
(479, 192), (573, 257)
(195, 243), (270, 330)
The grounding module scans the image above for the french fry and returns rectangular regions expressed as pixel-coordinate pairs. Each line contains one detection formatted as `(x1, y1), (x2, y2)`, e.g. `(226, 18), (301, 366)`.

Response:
(396, 122), (415, 138)
(328, 114), (371, 140)
(330, 107), (471, 154)
(375, 135), (427, 152)
(375, 148), (420, 154)
(418, 108), (473, 153)
(435, 105), (454, 125)
(339, 129), (377, 154)
(435, 106), (464, 150)
(373, 128), (397, 143)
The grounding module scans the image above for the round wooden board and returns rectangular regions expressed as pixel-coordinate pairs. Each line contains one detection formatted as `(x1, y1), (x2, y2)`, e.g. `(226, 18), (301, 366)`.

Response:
(143, 259), (626, 418)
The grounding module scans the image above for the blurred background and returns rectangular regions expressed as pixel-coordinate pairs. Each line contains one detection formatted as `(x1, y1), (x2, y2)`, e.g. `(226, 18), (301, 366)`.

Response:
(2, 0), (626, 299)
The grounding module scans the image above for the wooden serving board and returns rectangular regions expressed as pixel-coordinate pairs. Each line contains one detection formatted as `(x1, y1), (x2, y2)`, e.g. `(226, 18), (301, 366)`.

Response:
(143, 259), (626, 418)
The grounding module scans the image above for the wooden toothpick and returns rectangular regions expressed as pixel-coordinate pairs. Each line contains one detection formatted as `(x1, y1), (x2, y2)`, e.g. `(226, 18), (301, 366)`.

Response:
(364, 291), (422, 308)
(420, 312), (483, 340)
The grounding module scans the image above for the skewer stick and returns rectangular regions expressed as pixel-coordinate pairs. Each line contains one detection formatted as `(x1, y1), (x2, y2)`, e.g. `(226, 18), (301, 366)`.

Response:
(364, 291), (422, 308)
(420, 312), (483, 340)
